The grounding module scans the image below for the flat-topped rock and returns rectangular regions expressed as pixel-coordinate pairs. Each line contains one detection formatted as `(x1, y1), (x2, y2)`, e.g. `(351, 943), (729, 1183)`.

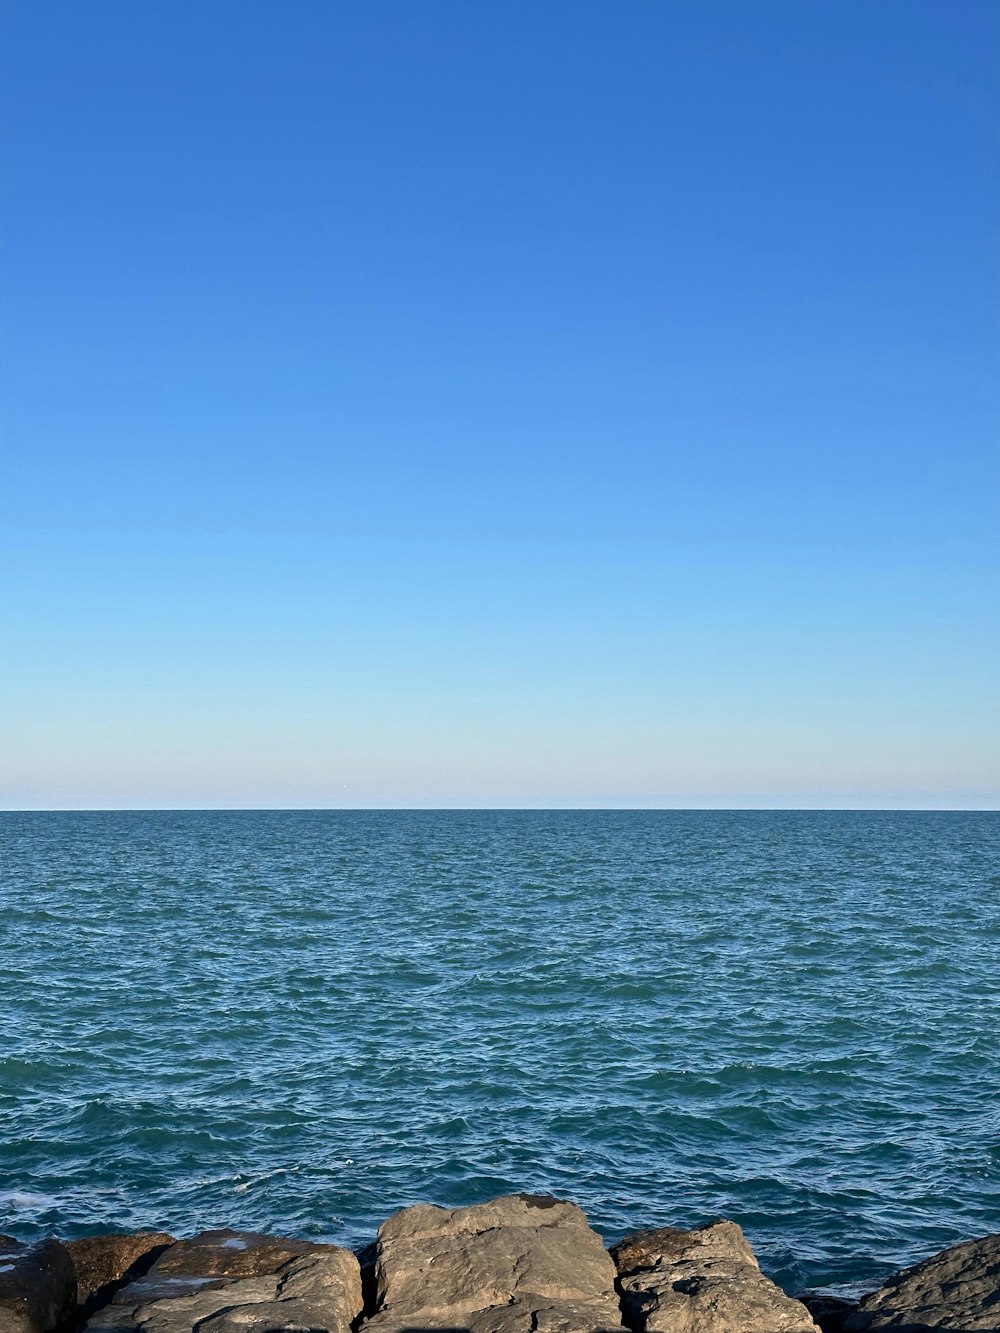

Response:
(118, 1231), (326, 1302)
(845, 1233), (1000, 1331)
(366, 1192), (626, 1332)
(84, 1230), (361, 1333)
(66, 1234), (174, 1313)
(0, 1237), (76, 1333)
(611, 1219), (819, 1333)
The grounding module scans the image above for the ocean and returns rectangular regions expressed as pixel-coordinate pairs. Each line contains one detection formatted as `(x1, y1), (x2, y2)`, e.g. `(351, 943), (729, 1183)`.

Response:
(1, 810), (997, 1296)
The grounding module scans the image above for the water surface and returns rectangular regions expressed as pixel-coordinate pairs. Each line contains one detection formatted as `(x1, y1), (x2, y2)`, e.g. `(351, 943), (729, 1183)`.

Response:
(1, 810), (997, 1295)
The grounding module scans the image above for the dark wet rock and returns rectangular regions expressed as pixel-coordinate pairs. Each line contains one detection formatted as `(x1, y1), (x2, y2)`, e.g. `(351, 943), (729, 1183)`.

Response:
(83, 1230), (361, 1333)
(844, 1233), (1000, 1331)
(65, 1235), (174, 1314)
(0, 1237), (77, 1333)
(799, 1292), (860, 1333)
(365, 1193), (626, 1332)
(611, 1219), (818, 1333)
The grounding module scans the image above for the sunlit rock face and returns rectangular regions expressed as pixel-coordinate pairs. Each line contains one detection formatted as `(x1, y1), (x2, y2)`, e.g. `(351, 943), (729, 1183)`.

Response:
(365, 1193), (627, 1333)
(611, 1219), (819, 1333)
(82, 1230), (362, 1333)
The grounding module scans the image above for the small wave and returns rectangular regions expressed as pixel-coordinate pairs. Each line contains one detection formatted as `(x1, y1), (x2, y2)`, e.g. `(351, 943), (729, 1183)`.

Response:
(233, 1167), (298, 1194)
(0, 1190), (60, 1209)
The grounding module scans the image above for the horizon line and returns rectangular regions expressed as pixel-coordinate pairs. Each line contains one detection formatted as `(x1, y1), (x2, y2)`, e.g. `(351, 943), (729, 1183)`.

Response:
(2, 805), (997, 814)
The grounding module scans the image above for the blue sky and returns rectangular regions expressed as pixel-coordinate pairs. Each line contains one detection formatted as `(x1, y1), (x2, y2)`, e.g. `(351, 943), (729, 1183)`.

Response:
(2, 1), (997, 808)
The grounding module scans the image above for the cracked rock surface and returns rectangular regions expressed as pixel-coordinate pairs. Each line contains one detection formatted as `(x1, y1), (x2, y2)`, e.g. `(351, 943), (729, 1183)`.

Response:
(82, 1230), (362, 1333)
(611, 1220), (818, 1333)
(844, 1233), (1000, 1331)
(365, 1193), (626, 1332)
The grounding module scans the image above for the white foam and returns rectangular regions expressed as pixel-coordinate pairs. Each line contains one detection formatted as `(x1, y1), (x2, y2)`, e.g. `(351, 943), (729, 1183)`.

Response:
(0, 1191), (58, 1209)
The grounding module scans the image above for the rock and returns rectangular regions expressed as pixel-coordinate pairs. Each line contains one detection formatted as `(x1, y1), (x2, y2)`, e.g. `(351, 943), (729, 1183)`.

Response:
(844, 1233), (1000, 1331)
(127, 1231), (326, 1297)
(0, 1237), (77, 1333)
(611, 1219), (818, 1333)
(365, 1192), (626, 1332)
(66, 1234), (174, 1313)
(83, 1230), (362, 1333)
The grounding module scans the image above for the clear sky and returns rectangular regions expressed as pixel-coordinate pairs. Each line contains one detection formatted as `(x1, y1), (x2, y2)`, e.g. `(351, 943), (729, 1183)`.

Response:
(2, 1), (997, 809)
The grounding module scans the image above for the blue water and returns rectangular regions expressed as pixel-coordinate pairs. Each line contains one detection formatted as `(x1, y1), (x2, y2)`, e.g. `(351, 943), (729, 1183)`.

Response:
(1, 811), (997, 1296)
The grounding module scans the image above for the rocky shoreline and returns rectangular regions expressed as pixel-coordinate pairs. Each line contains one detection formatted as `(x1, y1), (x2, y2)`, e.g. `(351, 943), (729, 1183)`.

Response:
(2, 1195), (997, 1333)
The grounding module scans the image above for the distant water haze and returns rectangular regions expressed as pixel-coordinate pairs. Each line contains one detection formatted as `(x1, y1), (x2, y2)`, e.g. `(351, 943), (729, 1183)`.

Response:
(2, 810), (997, 1297)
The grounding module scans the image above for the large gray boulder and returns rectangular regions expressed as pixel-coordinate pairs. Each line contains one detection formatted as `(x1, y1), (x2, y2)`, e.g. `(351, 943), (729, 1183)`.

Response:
(365, 1193), (626, 1332)
(0, 1237), (77, 1333)
(845, 1233), (1000, 1331)
(611, 1219), (819, 1333)
(83, 1229), (362, 1333)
